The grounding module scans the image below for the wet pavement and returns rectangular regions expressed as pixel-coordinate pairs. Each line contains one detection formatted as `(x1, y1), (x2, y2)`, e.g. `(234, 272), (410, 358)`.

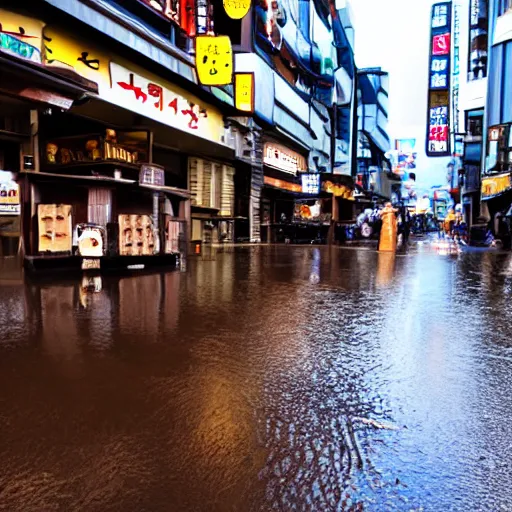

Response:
(1, 245), (512, 511)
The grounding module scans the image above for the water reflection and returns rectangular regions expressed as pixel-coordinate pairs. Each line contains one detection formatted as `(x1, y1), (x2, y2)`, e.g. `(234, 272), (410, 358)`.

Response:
(0, 247), (511, 510)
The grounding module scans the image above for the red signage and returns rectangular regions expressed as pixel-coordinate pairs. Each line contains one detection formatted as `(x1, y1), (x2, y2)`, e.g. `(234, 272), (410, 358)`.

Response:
(432, 33), (451, 55)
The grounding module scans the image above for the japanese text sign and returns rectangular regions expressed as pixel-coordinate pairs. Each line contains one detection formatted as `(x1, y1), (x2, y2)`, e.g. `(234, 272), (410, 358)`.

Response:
(104, 62), (224, 144)
(0, 9), (44, 64)
(42, 26), (108, 84)
(223, 0), (251, 19)
(195, 35), (233, 86)
(427, 2), (452, 157)
(235, 73), (254, 112)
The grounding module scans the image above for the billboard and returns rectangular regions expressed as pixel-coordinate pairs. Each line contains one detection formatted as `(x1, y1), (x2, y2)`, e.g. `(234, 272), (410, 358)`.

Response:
(427, 2), (452, 157)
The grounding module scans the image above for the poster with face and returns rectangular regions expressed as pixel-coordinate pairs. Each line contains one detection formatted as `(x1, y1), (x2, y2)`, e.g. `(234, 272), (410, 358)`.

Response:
(118, 214), (155, 256)
(38, 204), (72, 253)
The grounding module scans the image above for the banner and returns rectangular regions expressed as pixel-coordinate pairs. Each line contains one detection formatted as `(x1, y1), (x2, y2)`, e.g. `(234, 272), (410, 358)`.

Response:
(481, 174), (512, 200)
(427, 2), (452, 157)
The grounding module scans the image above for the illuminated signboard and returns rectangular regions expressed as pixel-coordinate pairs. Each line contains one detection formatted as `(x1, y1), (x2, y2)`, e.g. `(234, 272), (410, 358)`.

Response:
(301, 174), (320, 194)
(234, 73), (254, 113)
(223, 0), (251, 19)
(481, 174), (512, 199)
(263, 176), (302, 193)
(427, 2), (452, 157)
(263, 143), (307, 175)
(139, 0), (180, 24)
(0, 9), (44, 64)
(195, 35), (233, 86)
(140, 164), (165, 186)
(0, 172), (20, 215)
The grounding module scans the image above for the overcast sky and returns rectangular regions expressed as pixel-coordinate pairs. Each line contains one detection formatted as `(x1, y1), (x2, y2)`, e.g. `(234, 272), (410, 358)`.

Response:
(351, 0), (451, 189)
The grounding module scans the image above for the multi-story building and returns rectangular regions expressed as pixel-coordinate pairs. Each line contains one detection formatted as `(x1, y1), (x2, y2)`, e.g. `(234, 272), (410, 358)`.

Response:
(356, 68), (400, 204)
(0, 0), (364, 273)
(479, 0), (512, 241)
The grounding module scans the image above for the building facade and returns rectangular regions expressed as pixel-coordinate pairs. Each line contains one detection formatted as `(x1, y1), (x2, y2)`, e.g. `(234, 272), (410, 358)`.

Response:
(0, 0), (379, 273)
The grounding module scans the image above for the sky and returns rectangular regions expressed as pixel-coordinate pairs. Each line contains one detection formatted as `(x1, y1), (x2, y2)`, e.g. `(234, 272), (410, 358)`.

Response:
(350, 0), (452, 190)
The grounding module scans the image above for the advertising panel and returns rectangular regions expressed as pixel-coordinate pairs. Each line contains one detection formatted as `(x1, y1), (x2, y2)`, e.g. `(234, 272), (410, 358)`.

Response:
(118, 214), (156, 256)
(195, 35), (233, 86)
(0, 172), (20, 215)
(481, 174), (512, 199)
(427, 2), (452, 157)
(38, 204), (72, 253)
(263, 143), (307, 175)
(293, 200), (331, 224)
(76, 224), (105, 257)
(301, 174), (320, 194)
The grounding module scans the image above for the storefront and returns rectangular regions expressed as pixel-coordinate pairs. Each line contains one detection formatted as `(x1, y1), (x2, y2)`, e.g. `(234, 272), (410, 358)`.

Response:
(260, 140), (309, 242)
(0, 5), (234, 272)
(188, 156), (237, 246)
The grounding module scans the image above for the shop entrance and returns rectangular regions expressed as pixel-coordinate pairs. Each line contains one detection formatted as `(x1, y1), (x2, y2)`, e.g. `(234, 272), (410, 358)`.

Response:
(0, 140), (22, 259)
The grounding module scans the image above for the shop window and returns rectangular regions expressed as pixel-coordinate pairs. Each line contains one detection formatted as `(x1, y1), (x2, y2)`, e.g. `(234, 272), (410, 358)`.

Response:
(468, 0), (488, 81)
(189, 158), (234, 215)
(488, 45), (503, 127)
(466, 110), (484, 136)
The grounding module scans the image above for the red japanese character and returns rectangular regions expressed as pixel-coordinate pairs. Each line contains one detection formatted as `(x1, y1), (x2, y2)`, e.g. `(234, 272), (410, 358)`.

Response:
(148, 83), (164, 111)
(117, 73), (147, 103)
(168, 97), (178, 114)
(181, 103), (207, 129)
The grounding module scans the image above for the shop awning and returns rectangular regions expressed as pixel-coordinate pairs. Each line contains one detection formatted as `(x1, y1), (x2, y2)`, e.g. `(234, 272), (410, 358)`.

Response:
(0, 54), (98, 109)
(24, 171), (190, 198)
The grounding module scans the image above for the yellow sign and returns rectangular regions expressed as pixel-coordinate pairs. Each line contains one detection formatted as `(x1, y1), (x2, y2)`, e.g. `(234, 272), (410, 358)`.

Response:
(235, 73), (254, 112)
(481, 173), (512, 199)
(322, 180), (354, 200)
(0, 9), (45, 63)
(42, 26), (109, 84)
(264, 176), (302, 193)
(223, 0), (251, 19)
(195, 35), (233, 86)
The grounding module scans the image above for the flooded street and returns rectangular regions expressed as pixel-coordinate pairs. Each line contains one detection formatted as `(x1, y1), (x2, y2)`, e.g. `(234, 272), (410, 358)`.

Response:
(1, 245), (512, 511)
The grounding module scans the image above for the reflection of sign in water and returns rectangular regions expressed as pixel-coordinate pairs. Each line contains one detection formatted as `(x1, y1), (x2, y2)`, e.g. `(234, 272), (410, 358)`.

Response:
(0, 10), (44, 63)
(0, 173), (20, 215)
(223, 0), (251, 19)
(301, 174), (320, 194)
(38, 204), (72, 253)
(195, 35), (233, 86)
(481, 174), (512, 199)
(140, 164), (165, 186)
(263, 143), (307, 175)
(234, 73), (254, 112)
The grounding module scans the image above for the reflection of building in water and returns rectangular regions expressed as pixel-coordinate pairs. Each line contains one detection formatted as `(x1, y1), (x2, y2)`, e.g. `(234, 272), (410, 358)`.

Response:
(376, 252), (396, 287)
(40, 286), (81, 361)
(118, 274), (162, 339)
(163, 272), (181, 334)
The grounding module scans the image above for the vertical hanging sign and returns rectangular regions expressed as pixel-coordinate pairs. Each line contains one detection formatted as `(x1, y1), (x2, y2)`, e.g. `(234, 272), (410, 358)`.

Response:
(426, 2), (452, 157)
(452, 1), (461, 136)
